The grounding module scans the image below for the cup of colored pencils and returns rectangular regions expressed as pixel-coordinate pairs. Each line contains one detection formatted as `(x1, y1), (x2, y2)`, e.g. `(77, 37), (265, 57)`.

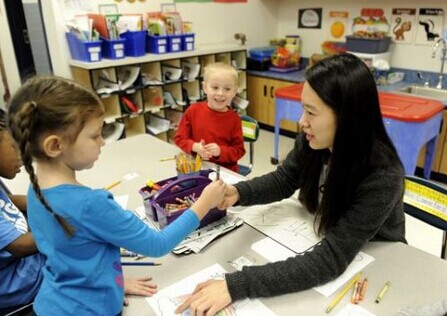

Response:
(176, 153), (202, 178)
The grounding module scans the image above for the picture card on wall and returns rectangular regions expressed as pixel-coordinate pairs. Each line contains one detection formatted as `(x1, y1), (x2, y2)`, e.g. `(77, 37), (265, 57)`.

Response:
(328, 11), (349, 41)
(391, 8), (416, 44)
(298, 8), (323, 29)
(415, 8), (444, 45)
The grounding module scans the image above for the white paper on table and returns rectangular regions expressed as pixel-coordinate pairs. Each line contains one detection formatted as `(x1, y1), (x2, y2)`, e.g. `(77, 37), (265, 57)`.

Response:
(251, 237), (296, 262)
(237, 198), (322, 253)
(314, 252), (375, 297)
(335, 303), (376, 316)
(123, 171), (139, 181)
(114, 195), (129, 209)
(146, 264), (276, 316)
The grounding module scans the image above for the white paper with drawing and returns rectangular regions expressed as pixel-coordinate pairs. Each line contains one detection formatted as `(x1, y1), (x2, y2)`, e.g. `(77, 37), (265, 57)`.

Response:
(146, 264), (275, 316)
(235, 198), (321, 253)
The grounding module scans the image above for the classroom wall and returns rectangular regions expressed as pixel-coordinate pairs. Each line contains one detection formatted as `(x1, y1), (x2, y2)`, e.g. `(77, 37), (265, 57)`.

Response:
(277, 0), (447, 72)
(42, 0), (278, 80)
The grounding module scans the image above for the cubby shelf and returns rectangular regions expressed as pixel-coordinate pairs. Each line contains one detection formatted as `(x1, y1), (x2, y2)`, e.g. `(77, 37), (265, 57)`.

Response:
(69, 43), (247, 143)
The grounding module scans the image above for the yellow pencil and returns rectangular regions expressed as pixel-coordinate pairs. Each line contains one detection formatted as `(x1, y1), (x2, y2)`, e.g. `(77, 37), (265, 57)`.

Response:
(159, 157), (176, 162)
(104, 180), (121, 190)
(325, 273), (361, 313)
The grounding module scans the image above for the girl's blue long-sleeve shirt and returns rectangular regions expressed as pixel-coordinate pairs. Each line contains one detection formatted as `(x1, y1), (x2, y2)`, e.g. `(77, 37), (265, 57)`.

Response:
(28, 184), (199, 316)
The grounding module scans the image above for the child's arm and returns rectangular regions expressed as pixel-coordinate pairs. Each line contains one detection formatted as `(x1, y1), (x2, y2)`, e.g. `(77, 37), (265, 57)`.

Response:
(8, 194), (27, 213)
(206, 117), (245, 163)
(174, 109), (195, 154)
(4, 232), (39, 257)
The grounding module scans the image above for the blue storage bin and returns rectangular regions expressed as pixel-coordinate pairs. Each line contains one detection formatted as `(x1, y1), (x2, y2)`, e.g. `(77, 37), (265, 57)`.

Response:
(101, 37), (126, 59)
(249, 46), (275, 59)
(182, 34), (195, 51)
(120, 31), (146, 57)
(168, 35), (182, 53)
(146, 35), (168, 54)
(65, 32), (102, 62)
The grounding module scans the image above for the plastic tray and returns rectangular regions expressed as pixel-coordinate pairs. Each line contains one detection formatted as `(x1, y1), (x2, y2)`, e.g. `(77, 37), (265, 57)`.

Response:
(139, 169), (226, 228)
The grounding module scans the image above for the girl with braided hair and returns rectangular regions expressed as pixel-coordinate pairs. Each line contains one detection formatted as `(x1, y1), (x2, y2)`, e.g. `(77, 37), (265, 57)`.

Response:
(7, 76), (226, 315)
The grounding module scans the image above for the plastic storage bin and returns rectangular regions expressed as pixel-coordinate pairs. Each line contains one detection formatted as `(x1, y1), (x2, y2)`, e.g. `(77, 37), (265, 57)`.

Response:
(139, 169), (226, 228)
(65, 32), (102, 62)
(181, 34), (195, 51)
(120, 30), (146, 57)
(379, 92), (444, 178)
(168, 35), (183, 53)
(101, 37), (126, 59)
(249, 46), (275, 59)
(346, 36), (391, 53)
(146, 35), (168, 54)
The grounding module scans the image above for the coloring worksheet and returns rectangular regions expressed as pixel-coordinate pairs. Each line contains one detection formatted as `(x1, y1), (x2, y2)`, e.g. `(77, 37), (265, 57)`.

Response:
(232, 198), (321, 253)
(146, 264), (275, 316)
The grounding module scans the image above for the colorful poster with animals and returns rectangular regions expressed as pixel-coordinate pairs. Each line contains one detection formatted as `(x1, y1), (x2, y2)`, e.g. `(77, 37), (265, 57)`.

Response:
(328, 11), (349, 42)
(391, 8), (416, 44)
(415, 8), (444, 45)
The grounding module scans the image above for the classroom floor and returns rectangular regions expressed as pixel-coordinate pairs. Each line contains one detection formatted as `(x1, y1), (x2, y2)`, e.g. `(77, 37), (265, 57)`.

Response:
(239, 129), (445, 259)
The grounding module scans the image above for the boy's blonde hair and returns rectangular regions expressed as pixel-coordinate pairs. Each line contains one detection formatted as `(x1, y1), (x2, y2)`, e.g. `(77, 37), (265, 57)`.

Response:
(203, 62), (239, 86)
(7, 75), (104, 236)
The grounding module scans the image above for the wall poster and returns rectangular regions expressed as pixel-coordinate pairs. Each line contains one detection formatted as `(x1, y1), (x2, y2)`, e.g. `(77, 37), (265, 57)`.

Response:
(391, 8), (416, 44)
(415, 8), (444, 45)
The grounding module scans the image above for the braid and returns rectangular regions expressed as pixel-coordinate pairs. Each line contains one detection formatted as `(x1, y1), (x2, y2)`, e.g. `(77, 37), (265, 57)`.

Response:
(16, 102), (75, 237)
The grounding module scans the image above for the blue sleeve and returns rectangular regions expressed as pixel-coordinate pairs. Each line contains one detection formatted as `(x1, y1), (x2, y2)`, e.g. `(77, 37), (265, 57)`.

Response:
(80, 190), (199, 257)
(0, 215), (21, 250)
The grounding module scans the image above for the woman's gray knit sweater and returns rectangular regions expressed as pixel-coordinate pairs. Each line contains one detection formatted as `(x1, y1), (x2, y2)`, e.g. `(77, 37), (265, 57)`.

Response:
(227, 135), (406, 301)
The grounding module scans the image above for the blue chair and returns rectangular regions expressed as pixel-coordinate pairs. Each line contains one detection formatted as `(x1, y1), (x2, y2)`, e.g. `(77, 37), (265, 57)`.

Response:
(404, 175), (447, 259)
(238, 115), (260, 176)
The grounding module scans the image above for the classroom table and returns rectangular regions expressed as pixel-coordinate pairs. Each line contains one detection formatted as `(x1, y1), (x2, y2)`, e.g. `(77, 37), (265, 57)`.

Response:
(7, 134), (447, 315)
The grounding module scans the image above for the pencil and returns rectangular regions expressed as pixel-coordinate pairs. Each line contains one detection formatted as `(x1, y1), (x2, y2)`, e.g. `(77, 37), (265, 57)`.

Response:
(216, 165), (220, 180)
(159, 157), (176, 162)
(325, 273), (361, 313)
(121, 262), (161, 266)
(104, 180), (121, 190)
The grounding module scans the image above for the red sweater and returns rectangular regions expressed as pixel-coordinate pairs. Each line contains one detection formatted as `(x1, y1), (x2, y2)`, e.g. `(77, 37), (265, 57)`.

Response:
(174, 102), (245, 172)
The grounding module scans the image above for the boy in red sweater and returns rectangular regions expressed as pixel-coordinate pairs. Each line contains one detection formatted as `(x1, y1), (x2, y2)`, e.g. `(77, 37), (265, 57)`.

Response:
(174, 62), (245, 172)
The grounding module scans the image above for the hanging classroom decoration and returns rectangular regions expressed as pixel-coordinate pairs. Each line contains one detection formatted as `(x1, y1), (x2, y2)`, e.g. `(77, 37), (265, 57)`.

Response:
(298, 8), (323, 29)
(415, 8), (444, 45)
(391, 8), (416, 44)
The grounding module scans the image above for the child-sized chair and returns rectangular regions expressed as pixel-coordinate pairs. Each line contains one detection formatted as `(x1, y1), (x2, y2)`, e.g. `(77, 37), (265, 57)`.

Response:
(403, 175), (447, 259)
(238, 115), (259, 176)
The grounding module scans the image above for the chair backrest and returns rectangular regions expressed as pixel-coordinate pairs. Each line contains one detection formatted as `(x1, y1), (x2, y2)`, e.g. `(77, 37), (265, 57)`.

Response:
(238, 115), (260, 176)
(403, 175), (447, 259)
(241, 115), (259, 142)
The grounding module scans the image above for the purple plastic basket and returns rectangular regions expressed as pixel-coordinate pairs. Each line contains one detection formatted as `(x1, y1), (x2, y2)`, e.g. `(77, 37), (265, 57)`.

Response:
(139, 169), (225, 228)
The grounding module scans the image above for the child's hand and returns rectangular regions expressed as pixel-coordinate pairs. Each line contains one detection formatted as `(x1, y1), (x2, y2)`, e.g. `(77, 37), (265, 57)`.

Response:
(191, 180), (226, 219)
(123, 276), (158, 306)
(204, 143), (221, 157)
(193, 140), (212, 160)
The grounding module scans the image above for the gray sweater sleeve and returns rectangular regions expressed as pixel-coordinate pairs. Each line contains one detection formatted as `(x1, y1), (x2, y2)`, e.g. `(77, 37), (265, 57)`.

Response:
(227, 138), (405, 301)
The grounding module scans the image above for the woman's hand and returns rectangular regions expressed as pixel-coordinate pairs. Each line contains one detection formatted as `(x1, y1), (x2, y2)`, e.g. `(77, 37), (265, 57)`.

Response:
(175, 279), (232, 316)
(218, 184), (239, 209)
(123, 276), (158, 306)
